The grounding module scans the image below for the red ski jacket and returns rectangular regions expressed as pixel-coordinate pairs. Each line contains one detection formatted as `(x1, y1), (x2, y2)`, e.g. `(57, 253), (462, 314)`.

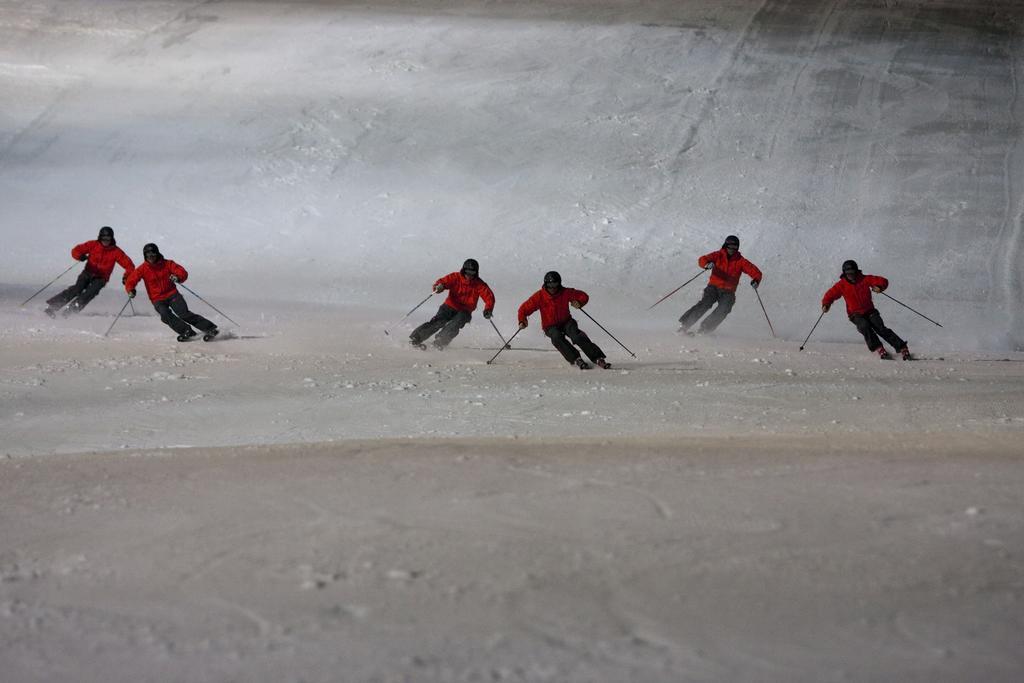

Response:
(822, 273), (889, 317)
(124, 258), (189, 303)
(71, 240), (135, 282)
(518, 287), (589, 329)
(435, 272), (495, 313)
(698, 248), (762, 292)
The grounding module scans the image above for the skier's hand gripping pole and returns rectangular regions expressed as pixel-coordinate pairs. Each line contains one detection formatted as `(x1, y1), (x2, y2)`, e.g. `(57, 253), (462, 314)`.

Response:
(384, 292), (434, 336)
(879, 291), (943, 327)
(486, 325), (525, 364)
(20, 262), (78, 307)
(799, 309), (827, 351)
(578, 308), (637, 358)
(647, 269), (706, 310)
(177, 282), (240, 326)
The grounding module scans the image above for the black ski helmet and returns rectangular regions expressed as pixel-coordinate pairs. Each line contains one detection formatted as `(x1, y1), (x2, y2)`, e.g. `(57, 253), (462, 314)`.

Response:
(842, 259), (859, 274)
(543, 271), (562, 287)
(143, 243), (162, 259)
(723, 235), (740, 249)
(98, 226), (115, 243)
(461, 258), (479, 275)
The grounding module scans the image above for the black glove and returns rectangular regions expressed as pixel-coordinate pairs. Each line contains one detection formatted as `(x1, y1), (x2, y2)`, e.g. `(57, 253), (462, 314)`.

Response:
(78, 255), (88, 262)
(128, 290), (137, 299)
(703, 262), (714, 270)
(169, 274), (179, 283)
(432, 283), (444, 294)
(483, 309), (493, 319)
(750, 280), (760, 290)
(518, 320), (528, 329)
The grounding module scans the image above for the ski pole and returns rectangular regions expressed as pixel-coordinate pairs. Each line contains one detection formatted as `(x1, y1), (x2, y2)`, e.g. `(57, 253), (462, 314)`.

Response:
(20, 262), (78, 306)
(104, 297), (132, 337)
(129, 298), (137, 316)
(578, 307), (637, 358)
(753, 286), (776, 338)
(177, 282), (239, 326)
(486, 325), (525, 365)
(384, 293), (434, 336)
(799, 310), (826, 350)
(647, 269), (706, 310)
(489, 318), (512, 350)
(879, 291), (943, 327)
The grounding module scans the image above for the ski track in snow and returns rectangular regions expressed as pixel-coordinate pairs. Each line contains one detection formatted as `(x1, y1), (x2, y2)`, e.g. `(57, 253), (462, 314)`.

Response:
(999, 43), (1024, 348)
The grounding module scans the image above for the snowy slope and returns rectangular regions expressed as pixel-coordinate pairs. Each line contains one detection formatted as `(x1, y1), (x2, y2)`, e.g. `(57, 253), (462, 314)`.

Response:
(2, 3), (1024, 682)
(1, 0), (1021, 347)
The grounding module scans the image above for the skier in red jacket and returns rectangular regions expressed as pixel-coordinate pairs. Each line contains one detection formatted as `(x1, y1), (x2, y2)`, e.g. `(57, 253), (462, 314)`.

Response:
(124, 243), (218, 342)
(517, 271), (609, 370)
(45, 226), (135, 317)
(410, 259), (496, 350)
(822, 260), (910, 360)
(678, 235), (762, 335)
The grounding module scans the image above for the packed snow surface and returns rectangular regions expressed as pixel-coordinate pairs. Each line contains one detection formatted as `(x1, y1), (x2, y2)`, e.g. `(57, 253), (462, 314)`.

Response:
(1, 1), (1023, 681)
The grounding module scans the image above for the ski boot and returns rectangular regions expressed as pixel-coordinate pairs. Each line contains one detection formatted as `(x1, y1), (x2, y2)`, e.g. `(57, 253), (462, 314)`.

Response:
(61, 302), (81, 318)
(875, 347), (891, 360)
(595, 357), (611, 369)
(899, 346), (912, 361)
(574, 357), (592, 370)
(202, 328), (220, 342)
(177, 329), (197, 342)
(431, 341), (447, 351)
(409, 338), (427, 350)
(43, 306), (57, 319)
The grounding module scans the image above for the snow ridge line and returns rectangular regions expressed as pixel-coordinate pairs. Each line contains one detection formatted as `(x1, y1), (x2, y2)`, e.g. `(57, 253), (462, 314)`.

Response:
(1000, 37), (1024, 349)
(0, 0), (217, 171)
(767, 0), (842, 162)
(623, 0), (772, 280)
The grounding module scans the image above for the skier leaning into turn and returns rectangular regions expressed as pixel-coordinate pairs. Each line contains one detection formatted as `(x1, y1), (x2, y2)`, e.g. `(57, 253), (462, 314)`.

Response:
(45, 226), (135, 317)
(517, 271), (609, 370)
(124, 243), (218, 342)
(821, 259), (911, 360)
(678, 234), (762, 335)
(410, 258), (495, 350)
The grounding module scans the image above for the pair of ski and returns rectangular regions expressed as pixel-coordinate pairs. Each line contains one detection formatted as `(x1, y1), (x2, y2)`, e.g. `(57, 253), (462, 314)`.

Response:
(574, 358), (611, 371)
(178, 329), (220, 343)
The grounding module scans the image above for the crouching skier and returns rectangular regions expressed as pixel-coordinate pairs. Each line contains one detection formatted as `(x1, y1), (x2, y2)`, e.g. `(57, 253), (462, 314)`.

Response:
(678, 234), (762, 335)
(410, 258), (495, 350)
(45, 226), (135, 317)
(124, 243), (218, 342)
(517, 271), (609, 370)
(821, 260), (911, 360)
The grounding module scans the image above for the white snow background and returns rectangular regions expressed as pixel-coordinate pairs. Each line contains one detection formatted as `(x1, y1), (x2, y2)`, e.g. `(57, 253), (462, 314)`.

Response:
(1, 2), (1023, 682)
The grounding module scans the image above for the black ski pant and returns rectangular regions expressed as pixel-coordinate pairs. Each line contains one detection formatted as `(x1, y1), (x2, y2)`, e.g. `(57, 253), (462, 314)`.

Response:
(410, 304), (471, 348)
(46, 270), (106, 313)
(153, 293), (216, 336)
(850, 309), (906, 352)
(545, 318), (605, 364)
(679, 285), (735, 333)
